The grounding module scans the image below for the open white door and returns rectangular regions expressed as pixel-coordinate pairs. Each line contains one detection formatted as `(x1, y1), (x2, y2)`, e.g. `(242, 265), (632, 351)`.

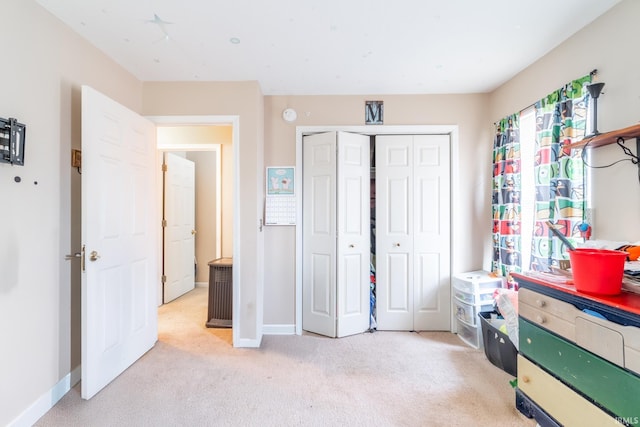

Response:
(302, 132), (337, 337)
(336, 132), (370, 337)
(302, 131), (370, 338)
(81, 86), (158, 399)
(163, 153), (195, 303)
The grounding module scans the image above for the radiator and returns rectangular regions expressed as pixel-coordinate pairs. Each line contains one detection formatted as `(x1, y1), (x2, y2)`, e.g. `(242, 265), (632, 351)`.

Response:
(206, 258), (232, 328)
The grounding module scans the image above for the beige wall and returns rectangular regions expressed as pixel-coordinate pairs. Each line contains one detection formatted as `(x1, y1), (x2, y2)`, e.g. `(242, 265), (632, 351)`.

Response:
(489, 0), (640, 242)
(0, 1), (143, 425)
(262, 94), (492, 325)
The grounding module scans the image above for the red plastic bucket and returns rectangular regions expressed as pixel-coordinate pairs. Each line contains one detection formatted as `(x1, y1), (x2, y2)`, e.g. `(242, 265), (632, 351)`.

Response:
(569, 248), (628, 295)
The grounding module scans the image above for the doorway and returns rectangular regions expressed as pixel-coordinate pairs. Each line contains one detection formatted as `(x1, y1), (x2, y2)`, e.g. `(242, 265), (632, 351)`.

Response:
(158, 139), (224, 305)
(149, 115), (237, 335)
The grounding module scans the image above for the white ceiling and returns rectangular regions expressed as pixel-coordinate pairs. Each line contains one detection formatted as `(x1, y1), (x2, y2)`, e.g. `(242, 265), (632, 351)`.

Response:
(36, 0), (621, 96)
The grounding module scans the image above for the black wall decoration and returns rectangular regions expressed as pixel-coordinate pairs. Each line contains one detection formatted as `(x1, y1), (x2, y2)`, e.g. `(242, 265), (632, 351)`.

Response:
(0, 117), (26, 166)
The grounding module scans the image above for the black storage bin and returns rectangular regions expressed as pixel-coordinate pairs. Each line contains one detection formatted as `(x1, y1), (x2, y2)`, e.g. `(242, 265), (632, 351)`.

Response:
(478, 311), (517, 376)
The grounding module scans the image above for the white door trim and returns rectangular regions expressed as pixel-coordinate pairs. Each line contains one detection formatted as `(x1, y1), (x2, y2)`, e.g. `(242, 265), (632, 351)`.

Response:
(147, 115), (240, 342)
(295, 125), (459, 335)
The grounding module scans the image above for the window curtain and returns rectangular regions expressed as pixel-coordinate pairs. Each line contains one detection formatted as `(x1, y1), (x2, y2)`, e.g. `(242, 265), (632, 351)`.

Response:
(492, 114), (521, 286)
(530, 75), (591, 272)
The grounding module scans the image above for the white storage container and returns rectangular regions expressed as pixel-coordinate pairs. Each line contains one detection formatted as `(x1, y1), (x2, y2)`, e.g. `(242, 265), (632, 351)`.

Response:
(453, 270), (504, 349)
(453, 271), (505, 300)
(453, 285), (495, 305)
(454, 299), (494, 327)
(456, 317), (481, 348)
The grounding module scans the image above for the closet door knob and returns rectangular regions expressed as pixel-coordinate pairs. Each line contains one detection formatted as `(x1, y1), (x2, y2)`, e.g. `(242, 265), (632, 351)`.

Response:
(349, 244), (355, 248)
(394, 243), (400, 247)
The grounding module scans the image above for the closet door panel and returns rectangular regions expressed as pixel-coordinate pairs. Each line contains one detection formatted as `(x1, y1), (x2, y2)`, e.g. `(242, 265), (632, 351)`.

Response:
(342, 253), (365, 314)
(376, 135), (414, 330)
(311, 253), (332, 315)
(336, 132), (370, 337)
(413, 135), (451, 331)
(303, 132), (337, 337)
(387, 253), (411, 310)
(414, 252), (441, 310)
(387, 177), (410, 234)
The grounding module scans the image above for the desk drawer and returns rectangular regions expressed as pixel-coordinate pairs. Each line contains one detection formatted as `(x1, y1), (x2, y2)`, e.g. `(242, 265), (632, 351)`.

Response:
(520, 318), (640, 421)
(520, 287), (640, 374)
(518, 355), (621, 427)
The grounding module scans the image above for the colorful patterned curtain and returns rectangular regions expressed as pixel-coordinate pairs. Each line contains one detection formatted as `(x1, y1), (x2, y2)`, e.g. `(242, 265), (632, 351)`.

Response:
(492, 114), (521, 286)
(530, 75), (591, 272)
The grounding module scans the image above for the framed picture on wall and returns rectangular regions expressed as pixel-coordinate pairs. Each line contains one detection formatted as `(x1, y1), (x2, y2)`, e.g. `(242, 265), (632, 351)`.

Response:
(266, 166), (295, 196)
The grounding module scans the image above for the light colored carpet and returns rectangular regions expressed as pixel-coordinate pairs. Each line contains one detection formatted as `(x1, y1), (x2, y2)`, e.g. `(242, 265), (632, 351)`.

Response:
(35, 288), (536, 427)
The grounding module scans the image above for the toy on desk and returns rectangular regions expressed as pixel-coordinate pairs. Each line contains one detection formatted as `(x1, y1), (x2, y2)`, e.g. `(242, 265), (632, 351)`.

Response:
(616, 244), (640, 261)
(578, 222), (591, 240)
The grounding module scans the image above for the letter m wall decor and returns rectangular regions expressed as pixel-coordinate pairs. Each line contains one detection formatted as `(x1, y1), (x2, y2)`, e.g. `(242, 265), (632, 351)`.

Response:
(365, 101), (384, 125)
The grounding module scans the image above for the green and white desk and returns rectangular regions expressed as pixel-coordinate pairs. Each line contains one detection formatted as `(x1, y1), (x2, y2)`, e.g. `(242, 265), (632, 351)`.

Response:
(513, 272), (640, 427)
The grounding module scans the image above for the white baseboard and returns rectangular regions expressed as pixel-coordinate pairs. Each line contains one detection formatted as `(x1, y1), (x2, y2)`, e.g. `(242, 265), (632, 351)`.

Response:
(9, 365), (81, 427)
(263, 324), (296, 335)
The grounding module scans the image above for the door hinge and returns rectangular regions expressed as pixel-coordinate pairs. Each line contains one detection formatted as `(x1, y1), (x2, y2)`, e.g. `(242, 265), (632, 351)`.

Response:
(162, 163), (167, 172)
(162, 219), (167, 227)
(161, 275), (167, 283)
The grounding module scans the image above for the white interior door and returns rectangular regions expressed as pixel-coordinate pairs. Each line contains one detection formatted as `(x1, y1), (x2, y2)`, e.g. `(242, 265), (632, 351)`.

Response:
(163, 153), (196, 303)
(376, 134), (450, 331)
(336, 132), (370, 337)
(412, 135), (451, 330)
(302, 132), (337, 337)
(81, 86), (158, 399)
(376, 136), (414, 330)
(302, 131), (370, 337)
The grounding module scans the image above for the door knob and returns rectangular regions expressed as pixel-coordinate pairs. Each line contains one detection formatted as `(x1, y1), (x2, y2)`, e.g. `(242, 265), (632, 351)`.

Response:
(394, 243), (400, 247)
(349, 244), (355, 248)
(89, 250), (101, 262)
(191, 229), (197, 235)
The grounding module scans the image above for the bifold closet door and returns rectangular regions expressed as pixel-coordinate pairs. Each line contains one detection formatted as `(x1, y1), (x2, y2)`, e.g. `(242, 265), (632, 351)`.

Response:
(376, 134), (451, 331)
(302, 131), (370, 338)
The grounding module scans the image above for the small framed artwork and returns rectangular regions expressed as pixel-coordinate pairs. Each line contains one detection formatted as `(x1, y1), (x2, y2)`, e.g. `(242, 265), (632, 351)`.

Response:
(266, 166), (295, 195)
(365, 100), (384, 125)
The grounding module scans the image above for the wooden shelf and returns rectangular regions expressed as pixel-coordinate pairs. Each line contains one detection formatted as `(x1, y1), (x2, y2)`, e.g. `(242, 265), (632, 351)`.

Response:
(567, 123), (640, 149)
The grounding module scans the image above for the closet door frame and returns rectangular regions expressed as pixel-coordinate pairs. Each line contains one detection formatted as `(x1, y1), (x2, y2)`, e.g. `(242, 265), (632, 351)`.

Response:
(295, 125), (459, 335)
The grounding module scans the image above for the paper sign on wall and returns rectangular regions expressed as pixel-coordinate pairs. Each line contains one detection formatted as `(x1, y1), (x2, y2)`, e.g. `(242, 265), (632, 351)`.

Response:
(265, 166), (296, 225)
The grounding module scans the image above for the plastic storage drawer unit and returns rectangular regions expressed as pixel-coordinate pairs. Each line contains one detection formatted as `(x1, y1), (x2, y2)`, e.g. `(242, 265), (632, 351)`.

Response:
(454, 299), (494, 327)
(456, 317), (481, 348)
(453, 270), (504, 349)
(452, 271), (504, 299)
